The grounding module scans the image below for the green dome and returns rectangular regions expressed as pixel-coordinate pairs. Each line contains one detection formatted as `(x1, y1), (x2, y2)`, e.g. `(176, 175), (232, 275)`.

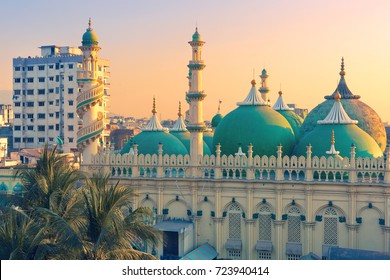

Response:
(82, 29), (99, 46)
(171, 131), (211, 155)
(121, 131), (188, 156)
(300, 99), (386, 152)
(277, 110), (303, 140)
(211, 113), (223, 128)
(293, 124), (383, 158)
(213, 106), (295, 156)
(203, 130), (214, 153)
(192, 28), (202, 41)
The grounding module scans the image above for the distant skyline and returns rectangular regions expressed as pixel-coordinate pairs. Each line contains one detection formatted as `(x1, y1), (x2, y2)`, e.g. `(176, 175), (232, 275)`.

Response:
(1, 0), (390, 122)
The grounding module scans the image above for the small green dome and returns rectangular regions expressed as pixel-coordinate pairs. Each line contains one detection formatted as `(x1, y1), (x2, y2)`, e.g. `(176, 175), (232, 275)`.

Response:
(293, 124), (383, 158)
(213, 106), (295, 156)
(171, 131), (211, 155)
(211, 113), (223, 128)
(277, 110), (303, 140)
(82, 20), (98, 46)
(121, 131), (188, 156)
(192, 28), (202, 41)
(203, 130), (214, 153)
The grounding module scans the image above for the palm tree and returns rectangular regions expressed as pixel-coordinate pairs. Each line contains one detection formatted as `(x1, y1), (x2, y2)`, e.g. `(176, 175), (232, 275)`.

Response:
(80, 173), (160, 260)
(14, 144), (84, 211)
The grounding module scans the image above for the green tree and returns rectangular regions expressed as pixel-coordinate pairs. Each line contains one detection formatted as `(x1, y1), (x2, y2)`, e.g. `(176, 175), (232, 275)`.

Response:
(81, 173), (160, 259)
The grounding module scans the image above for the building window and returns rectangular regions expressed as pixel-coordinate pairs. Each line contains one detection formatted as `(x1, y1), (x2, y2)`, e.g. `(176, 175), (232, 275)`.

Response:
(27, 89), (34, 95)
(37, 113), (45, 119)
(14, 89), (21, 95)
(48, 125), (54, 130)
(27, 102), (34, 107)
(49, 76), (54, 81)
(257, 251), (271, 260)
(38, 65), (45, 71)
(15, 66), (21, 71)
(227, 203), (242, 260)
(49, 113), (54, 118)
(68, 100), (74, 106)
(49, 101), (53, 105)
(14, 114), (21, 119)
(49, 64), (54, 69)
(55, 87), (59, 94)
(68, 88), (74, 94)
(49, 88), (54, 93)
(56, 100), (60, 106)
(259, 205), (272, 241)
(68, 125), (74, 131)
(49, 137), (54, 142)
(56, 124), (59, 131)
(56, 75), (60, 82)
(228, 250), (241, 259)
(38, 137), (45, 143)
(14, 126), (21, 131)
(68, 76), (73, 81)
(15, 102), (21, 107)
(38, 89), (45, 95)
(68, 113), (74, 119)
(38, 125), (45, 132)
(68, 137), (74, 143)
(14, 78), (21, 83)
(68, 63), (74, 69)
(14, 137), (21, 143)
(27, 126), (34, 131)
(38, 77), (45, 82)
(27, 66), (34, 71)
(27, 114), (34, 119)
(38, 101), (45, 107)
(27, 138), (34, 143)
(27, 78), (34, 83)
(56, 112), (60, 118)
(286, 206), (302, 260)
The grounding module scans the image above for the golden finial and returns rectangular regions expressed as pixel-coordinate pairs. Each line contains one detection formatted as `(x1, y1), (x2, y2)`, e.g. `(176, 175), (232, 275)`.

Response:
(334, 90), (341, 102)
(178, 102), (182, 117)
(218, 100), (222, 114)
(339, 57), (345, 76)
(278, 90), (283, 96)
(331, 129), (335, 145)
(251, 79), (256, 87)
(88, 18), (92, 29)
(152, 97), (157, 115)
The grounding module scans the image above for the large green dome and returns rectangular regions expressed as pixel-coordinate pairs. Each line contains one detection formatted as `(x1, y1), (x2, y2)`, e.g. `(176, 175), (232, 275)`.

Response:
(122, 131), (188, 156)
(293, 124), (383, 158)
(82, 19), (99, 46)
(300, 60), (386, 151)
(171, 131), (211, 155)
(213, 81), (295, 156)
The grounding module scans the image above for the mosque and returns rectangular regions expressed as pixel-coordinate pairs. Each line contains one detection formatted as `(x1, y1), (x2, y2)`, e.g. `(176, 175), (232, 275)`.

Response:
(79, 24), (390, 260)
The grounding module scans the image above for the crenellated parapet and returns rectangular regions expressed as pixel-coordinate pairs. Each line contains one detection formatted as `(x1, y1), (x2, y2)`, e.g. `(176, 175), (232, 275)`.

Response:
(85, 143), (390, 185)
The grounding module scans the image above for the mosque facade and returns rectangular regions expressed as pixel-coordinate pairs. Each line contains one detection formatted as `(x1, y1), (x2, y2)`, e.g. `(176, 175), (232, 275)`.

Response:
(80, 26), (390, 260)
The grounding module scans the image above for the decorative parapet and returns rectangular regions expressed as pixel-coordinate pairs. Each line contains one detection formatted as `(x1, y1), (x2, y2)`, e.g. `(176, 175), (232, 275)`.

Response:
(87, 145), (389, 185)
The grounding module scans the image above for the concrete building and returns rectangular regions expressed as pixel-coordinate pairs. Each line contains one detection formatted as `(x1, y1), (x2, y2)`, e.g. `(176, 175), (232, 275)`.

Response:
(12, 28), (110, 153)
(0, 104), (13, 126)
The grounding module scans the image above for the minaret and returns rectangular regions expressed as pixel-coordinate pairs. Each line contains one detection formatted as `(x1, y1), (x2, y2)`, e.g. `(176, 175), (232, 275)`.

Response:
(76, 19), (105, 164)
(259, 69), (269, 104)
(187, 28), (206, 166)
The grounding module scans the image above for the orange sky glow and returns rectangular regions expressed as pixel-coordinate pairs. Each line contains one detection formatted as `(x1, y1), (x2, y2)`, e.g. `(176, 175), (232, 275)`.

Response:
(1, 0), (390, 122)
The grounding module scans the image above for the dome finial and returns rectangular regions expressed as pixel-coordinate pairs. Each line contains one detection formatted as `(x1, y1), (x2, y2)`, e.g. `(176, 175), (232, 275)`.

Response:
(326, 129), (340, 156)
(340, 57), (345, 77)
(218, 99), (222, 114)
(178, 102), (182, 117)
(88, 18), (92, 30)
(331, 129), (335, 145)
(152, 97), (157, 115)
(251, 79), (256, 87)
(334, 90), (341, 102)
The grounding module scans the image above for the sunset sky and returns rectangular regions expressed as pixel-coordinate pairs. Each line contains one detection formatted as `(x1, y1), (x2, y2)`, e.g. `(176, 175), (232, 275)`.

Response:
(1, 0), (390, 122)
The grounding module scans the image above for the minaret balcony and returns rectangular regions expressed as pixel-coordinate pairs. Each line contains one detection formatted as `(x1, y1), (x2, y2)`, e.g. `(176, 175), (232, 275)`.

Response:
(77, 70), (96, 80)
(189, 60), (204, 64)
(186, 91), (206, 100)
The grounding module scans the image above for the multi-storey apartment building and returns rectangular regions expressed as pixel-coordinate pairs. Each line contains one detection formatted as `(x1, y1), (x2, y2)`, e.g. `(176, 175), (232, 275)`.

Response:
(12, 45), (110, 152)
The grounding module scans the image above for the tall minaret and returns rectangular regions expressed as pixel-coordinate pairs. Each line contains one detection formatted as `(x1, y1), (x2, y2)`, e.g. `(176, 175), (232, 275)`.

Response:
(76, 19), (105, 164)
(259, 69), (269, 104)
(187, 28), (206, 166)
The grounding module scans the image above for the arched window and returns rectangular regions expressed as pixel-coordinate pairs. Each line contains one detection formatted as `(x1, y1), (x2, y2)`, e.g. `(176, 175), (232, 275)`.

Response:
(286, 206), (302, 260)
(226, 203), (242, 259)
(257, 205), (272, 259)
(322, 207), (338, 259)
